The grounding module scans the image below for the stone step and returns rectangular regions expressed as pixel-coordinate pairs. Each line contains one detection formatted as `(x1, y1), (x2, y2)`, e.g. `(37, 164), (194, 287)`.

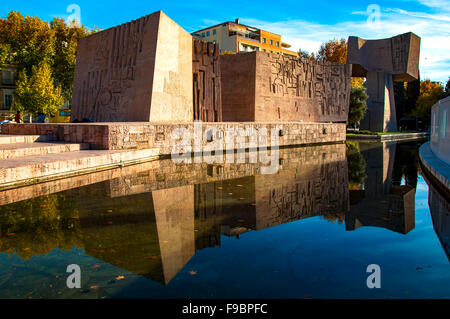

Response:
(0, 134), (56, 145)
(0, 148), (160, 189)
(0, 142), (90, 160)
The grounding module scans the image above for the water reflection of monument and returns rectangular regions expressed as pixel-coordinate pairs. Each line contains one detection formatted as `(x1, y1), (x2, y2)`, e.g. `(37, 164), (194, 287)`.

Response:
(422, 167), (450, 261)
(345, 142), (416, 234)
(71, 144), (349, 285)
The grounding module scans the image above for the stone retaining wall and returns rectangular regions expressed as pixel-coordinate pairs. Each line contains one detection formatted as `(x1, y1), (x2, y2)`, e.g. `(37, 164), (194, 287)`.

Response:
(2, 122), (346, 153)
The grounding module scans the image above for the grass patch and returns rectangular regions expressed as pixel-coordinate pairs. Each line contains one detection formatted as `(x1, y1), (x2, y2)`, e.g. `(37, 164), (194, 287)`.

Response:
(347, 130), (410, 135)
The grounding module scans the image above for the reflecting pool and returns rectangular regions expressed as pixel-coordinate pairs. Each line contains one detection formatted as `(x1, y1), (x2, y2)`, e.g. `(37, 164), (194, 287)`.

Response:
(0, 140), (448, 298)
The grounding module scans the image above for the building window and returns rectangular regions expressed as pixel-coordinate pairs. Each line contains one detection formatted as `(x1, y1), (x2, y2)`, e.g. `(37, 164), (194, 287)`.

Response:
(213, 29), (216, 35)
(3, 93), (13, 110)
(262, 38), (266, 43)
(2, 69), (14, 85)
(270, 39), (273, 45)
(202, 32), (205, 37)
(276, 41), (280, 47)
(207, 31), (210, 36)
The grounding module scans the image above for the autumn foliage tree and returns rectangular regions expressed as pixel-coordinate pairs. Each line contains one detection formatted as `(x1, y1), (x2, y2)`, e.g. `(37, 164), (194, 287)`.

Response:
(413, 80), (445, 118)
(14, 62), (64, 117)
(0, 11), (93, 111)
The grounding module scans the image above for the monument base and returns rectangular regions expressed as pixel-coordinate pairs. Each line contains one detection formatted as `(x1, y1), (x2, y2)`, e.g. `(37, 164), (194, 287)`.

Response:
(2, 122), (346, 153)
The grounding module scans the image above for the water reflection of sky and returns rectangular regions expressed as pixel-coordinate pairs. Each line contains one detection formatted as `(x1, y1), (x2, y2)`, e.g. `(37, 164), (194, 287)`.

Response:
(0, 140), (448, 299)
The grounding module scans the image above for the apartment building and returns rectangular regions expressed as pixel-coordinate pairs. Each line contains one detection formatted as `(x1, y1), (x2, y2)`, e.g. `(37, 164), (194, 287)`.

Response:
(192, 19), (298, 57)
(0, 65), (15, 120)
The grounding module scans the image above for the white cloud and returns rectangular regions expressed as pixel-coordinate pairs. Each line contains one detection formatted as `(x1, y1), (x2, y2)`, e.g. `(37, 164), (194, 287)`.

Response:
(239, 2), (450, 83)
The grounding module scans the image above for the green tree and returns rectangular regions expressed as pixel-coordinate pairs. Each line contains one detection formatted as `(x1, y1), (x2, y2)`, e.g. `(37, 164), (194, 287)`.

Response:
(0, 11), (54, 76)
(394, 81), (407, 121)
(348, 87), (368, 126)
(346, 142), (366, 186)
(298, 49), (316, 61)
(50, 17), (90, 100)
(0, 11), (94, 102)
(14, 62), (64, 117)
(0, 43), (10, 70)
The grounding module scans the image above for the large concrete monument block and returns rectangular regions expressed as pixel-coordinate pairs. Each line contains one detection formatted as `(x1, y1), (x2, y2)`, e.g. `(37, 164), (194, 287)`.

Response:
(347, 32), (421, 132)
(71, 11), (193, 122)
(220, 52), (351, 122)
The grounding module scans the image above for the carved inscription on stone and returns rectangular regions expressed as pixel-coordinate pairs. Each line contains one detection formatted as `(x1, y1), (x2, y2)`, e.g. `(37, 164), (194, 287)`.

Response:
(267, 54), (351, 120)
(193, 40), (222, 122)
(73, 16), (149, 122)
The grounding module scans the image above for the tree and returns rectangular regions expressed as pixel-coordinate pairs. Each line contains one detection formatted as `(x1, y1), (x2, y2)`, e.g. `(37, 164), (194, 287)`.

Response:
(50, 17), (90, 100)
(413, 80), (445, 118)
(445, 77), (450, 97)
(0, 43), (10, 70)
(14, 62), (64, 117)
(348, 87), (368, 126)
(0, 11), (93, 102)
(298, 49), (317, 61)
(0, 11), (54, 76)
(394, 81), (407, 121)
(317, 38), (347, 64)
(346, 141), (366, 186)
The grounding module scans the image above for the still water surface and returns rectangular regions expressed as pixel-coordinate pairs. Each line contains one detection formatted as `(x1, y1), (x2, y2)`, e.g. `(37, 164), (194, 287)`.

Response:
(0, 140), (448, 298)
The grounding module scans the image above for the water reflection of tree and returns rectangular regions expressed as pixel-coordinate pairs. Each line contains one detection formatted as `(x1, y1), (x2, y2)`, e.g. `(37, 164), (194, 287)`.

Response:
(392, 142), (419, 189)
(346, 142), (367, 187)
(0, 194), (82, 259)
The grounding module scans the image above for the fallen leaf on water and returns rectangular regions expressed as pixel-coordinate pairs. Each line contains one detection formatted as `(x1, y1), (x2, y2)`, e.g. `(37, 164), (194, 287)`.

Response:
(22, 247), (30, 251)
(189, 270), (198, 276)
(148, 255), (158, 260)
(236, 185), (243, 187)
(217, 187), (223, 190)
(90, 264), (101, 269)
(7, 233), (15, 236)
(107, 221), (113, 225)
(106, 209), (113, 213)
(228, 193), (233, 195)
(90, 285), (99, 290)
(115, 275), (125, 281)
(239, 198), (245, 200)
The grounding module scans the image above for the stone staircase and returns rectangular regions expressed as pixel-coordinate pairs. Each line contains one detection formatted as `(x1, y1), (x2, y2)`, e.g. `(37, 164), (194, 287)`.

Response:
(0, 134), (160, 190)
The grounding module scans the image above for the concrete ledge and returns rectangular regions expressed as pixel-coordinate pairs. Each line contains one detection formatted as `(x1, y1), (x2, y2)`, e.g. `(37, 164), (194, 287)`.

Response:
(419, 142), (450, 193)
(0, 134), (56, 144)
(0, 148), (159, 190)
(347, 132), (429, 141)
(0, 142), (89, 159)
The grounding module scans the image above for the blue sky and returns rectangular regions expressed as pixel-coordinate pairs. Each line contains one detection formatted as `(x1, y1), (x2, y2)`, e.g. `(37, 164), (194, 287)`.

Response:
(1, 0), (449, 83)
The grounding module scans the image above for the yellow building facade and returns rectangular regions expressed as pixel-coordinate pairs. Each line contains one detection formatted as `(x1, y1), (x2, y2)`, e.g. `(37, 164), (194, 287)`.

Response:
(192, 19), (298, 57)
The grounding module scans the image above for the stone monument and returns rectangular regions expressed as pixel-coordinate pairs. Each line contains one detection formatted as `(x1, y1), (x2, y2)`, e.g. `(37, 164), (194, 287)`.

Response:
(71, 11), (193, 122)
(220, 52), (351, 122)
(347, 32), (421, 132)
(192, 40), (222, 122)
